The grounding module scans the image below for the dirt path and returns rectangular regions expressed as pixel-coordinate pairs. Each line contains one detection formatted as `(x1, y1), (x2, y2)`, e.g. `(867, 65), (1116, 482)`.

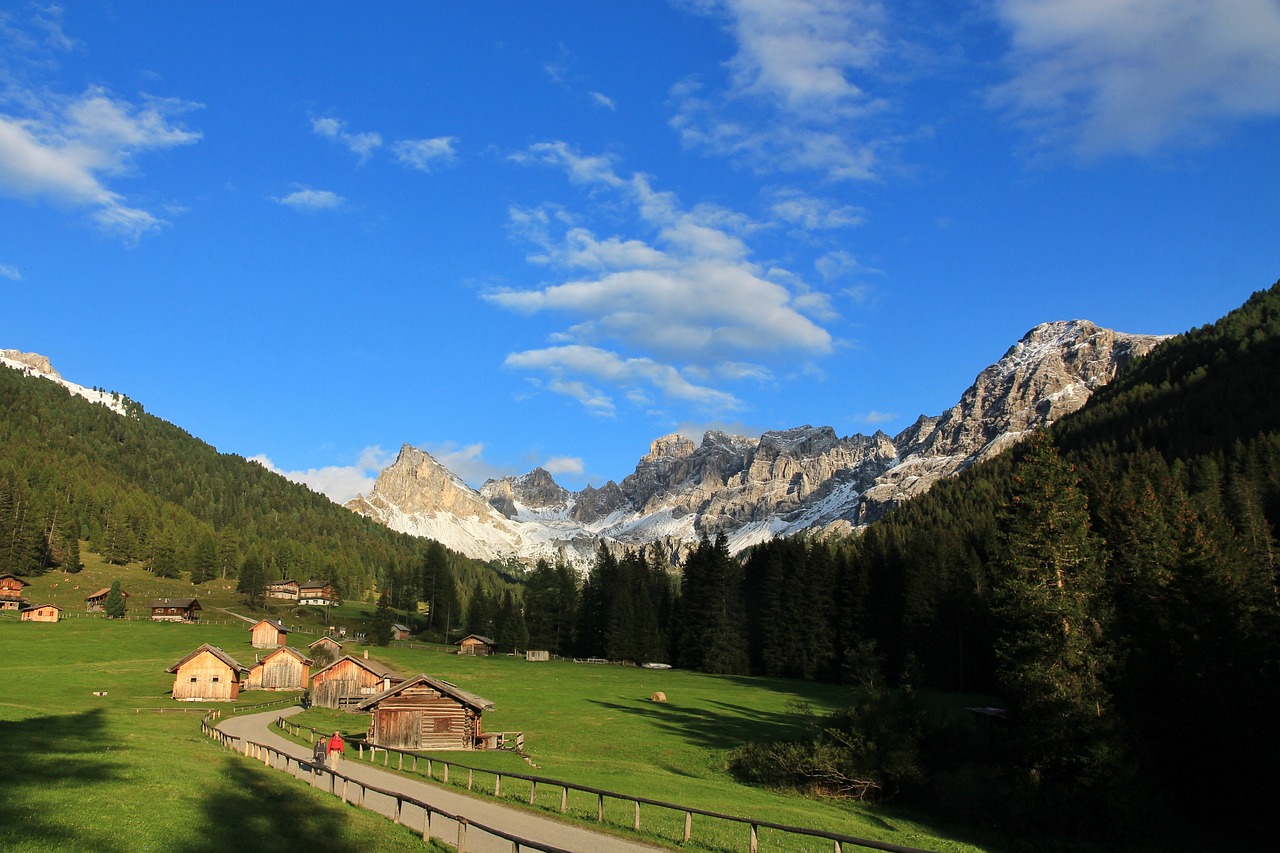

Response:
(217, 707), (667, 853)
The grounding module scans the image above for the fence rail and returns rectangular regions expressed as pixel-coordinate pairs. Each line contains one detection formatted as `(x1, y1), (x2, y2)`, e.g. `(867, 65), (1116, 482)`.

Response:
(201, 711), (574, 853)
(274, 717), (931, 853)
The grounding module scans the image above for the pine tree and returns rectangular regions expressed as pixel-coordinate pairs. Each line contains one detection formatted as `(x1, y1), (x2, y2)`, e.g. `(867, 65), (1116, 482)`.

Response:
(237, 555), (265, 605)
(104, 579), (126, 618)
(371, 587), (394, 646)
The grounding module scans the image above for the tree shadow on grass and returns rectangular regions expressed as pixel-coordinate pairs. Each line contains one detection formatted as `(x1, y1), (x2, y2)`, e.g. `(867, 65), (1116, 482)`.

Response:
(181, 757), (363, 853)
(0, 708), (127, 852)
(587, 696), (806, 752)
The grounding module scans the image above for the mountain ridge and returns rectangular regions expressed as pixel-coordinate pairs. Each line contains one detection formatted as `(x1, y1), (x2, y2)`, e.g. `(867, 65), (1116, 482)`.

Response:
(346, 319), (1167, 565)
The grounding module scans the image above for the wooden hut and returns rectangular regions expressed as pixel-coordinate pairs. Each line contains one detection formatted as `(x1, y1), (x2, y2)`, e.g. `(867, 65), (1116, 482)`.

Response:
(309, 653), (403, 709)
(148, 598), (201, 622)
(246, 646), (311, 690)
(0, 573), (29, 611)
(309, 636), (342, 657)
(265, 579), (299, 600)
(297, 581), (338, 606)
(391, 623), (412, 641)
(455, 634), (496, 656)
(20, 603), (60, 623)
(84, 587), (128, 612)
(525, 650), (550, 662)
(249, 618), (290, 649)
(166, 644), (248, 701)
(357, 674), (495, 751)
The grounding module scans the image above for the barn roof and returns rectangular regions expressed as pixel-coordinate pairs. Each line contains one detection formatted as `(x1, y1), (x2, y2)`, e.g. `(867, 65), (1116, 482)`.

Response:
(308, 636), (342, 649)
(166, 643), (248, 674)
(85, 587), (128, 600)
(251, 646), (312, 667)
(0, 574), (30, 587)
(455, 634), (495, 646)
(310, 654), (402, 681)
(148, 597), (201, 609)
(266, 578), (298, 585)
(356, 673), (495, 713)
(298, 580), (333, 590)
(392, 623), (412, 632)
(249, 618), (289, 633)
(20, 603), (59, 612)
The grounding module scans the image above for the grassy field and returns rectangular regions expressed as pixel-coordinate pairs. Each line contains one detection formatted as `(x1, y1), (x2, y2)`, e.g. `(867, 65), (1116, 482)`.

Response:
(3, 564), (999, 852)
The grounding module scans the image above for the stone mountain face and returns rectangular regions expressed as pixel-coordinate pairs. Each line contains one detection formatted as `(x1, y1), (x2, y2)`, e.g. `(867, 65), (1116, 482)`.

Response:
(344, 320), (1165, 566)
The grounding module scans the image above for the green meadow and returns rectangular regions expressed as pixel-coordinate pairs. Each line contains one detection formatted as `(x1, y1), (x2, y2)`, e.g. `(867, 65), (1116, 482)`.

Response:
(1, 566), (994, 853)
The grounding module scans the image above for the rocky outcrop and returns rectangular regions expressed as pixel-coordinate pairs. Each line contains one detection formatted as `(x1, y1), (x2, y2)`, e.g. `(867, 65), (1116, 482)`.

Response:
(345, 320), (1167, 565)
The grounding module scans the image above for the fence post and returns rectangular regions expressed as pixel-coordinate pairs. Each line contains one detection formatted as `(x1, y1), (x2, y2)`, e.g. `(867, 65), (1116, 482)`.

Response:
(561, 787), (568, 813)
(422, 808), (432, 842)
(597, 792), (604, 822)
(634, 800), (640, 831)
(393, 797), (402, 825)
(494, 774), (501, 797)
(530, 780), (537, 806)
(684, 811), (692, 843)
(467, 769), (474, 790)
(457, 817), (468, 852)
(443, 763), (449, 784)
(397, 752), (403, 771)
(412, 755), (418, 772)
(750, 823), (759, 853)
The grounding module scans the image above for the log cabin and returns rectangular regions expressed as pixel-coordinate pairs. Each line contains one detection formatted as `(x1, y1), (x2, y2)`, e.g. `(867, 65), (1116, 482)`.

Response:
(20, 603), (60, 622)
(148, 598), (201, 622)
(265, 579), (299, 600)
(309, 653), (403, 709)
(356, 674), (495, 751)
(84, 587), (128, 612)
(248, 618), (290, 649)
(167, 644), (248, 701)
(246, 646), (311, 690)
(297, 581), (338, 606)
(0, 573), (29, 611)
(391, 623), (412, 641)
(455, 634), (496, 656)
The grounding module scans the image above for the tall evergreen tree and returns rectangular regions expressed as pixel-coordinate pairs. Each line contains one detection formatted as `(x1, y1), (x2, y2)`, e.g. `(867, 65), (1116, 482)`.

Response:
(103, 579), (126, 618)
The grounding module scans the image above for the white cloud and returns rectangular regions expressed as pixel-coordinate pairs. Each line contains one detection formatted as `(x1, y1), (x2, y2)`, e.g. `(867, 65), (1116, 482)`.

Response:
(542, 456), (586, 476)
(672, 0), (892, 180)
(0, 263), (19, 280)
(768, 188), (865, 230)
(392, 136), (458, 171)
(249, 445), (394, 504)
(275, 187), (344, 211)
(589, 91), (616, 110)
(422, 441), (514, 486)
(859, 410), (895, 425)
(311, 116), (382, 163)
(0, 87), (200, 241)
(991, 0), (1280, 156)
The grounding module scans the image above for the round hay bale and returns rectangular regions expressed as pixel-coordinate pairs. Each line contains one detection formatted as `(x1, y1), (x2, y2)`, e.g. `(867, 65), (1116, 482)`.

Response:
(651, 691), (667, 702)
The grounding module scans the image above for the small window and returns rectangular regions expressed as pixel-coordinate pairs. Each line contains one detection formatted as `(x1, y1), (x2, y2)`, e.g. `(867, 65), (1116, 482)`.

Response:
(212, 676), (220, 683)
(190, 677), (198, 683)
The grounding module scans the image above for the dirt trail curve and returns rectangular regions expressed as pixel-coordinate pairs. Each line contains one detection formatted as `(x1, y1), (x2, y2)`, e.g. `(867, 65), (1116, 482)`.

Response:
(217, 707), (666, 853)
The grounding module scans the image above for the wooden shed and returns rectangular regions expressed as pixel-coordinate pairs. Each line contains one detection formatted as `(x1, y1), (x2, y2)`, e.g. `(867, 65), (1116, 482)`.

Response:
(357, 674), (495, 751)
(149, 598), (201, 622)
(391, 623), (413, 641)
(246, 646), (311, 690)
(297, 581), (338, 606)
(84, 587), (128, 612)
(309, 636), (342, 657)
(249, 618), (290, 649)
(455, 634), (496, 656)
(20, 603), (60, 623)
(0, 573), (29, 611)
(309, 654), (403, 709)
(265, 579), (299, 600)
(167, 644), (248, 701)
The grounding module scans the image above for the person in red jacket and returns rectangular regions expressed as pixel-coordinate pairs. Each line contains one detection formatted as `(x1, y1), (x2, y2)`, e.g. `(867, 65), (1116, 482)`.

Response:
(327, 731), (344, 767)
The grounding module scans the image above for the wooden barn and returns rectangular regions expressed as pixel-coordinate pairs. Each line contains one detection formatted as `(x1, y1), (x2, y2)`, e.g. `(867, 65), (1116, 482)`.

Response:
(309, 654), (403, 709)
(525, 650), (550, 662)
(265, 579), (299, 600)
(84, 587), (128, 612)
(149, 598), (201, 622)
(309, 636), (342, 657)
(248, 618), (290, 649)
(455, 634), (496, 656)
(297, 581), (338, 606)
(246, 646), (311, 690)
(0, 573), (29, 611)
(167, 644), (248, 701)
(357, 674), (495, 751)
(20, 603), (60, 622)
(391, 623), (413, 641)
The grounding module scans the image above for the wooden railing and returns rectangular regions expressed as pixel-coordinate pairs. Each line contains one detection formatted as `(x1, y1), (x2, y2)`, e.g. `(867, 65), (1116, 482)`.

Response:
(200, 712), (573, 853)
(274, 717), (932, 853)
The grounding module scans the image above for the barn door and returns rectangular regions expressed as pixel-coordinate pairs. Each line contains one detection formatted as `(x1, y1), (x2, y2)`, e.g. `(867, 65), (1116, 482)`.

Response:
(378, 710), (421, 749)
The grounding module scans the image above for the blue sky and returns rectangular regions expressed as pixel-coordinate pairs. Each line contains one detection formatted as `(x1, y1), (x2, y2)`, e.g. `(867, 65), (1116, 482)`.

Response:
(2, 1), (1278, 501)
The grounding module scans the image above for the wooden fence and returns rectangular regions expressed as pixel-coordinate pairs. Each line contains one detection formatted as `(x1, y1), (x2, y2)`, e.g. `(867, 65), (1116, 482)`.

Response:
(275, 717), (932, 853)
(200, 710), (574, 853)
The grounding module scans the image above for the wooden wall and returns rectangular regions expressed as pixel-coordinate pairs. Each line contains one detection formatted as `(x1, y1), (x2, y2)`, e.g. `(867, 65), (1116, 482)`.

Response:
(368, 683), (478, 751)
(172, 650), (240, 701)
(311, 659), (388, 709)
(250, 623), (285, 648)
(247, 651), (309, 690)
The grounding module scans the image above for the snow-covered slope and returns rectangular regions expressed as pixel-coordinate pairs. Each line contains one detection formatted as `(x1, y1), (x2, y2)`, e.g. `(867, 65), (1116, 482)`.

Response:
(1, 350), (130, 415)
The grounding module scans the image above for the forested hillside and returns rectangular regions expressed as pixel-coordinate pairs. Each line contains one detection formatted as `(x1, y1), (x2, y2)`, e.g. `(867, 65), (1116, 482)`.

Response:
(0, 365), (507, 618)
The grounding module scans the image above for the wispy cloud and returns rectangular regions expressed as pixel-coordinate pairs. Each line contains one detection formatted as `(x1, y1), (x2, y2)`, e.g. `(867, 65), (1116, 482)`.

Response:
(589, 91), (616, 111)
(392, 136), (458, 171)
(311, 116), (382, 164)
(990, 0), (1280, 156)
(0, 262), (20, 281)
(671, 0), (892, 180)
(274, 187), (344, 211)
(542, 456), (585, 476)
(250, 445), (394, 504)
(491, 141), (838, 415)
